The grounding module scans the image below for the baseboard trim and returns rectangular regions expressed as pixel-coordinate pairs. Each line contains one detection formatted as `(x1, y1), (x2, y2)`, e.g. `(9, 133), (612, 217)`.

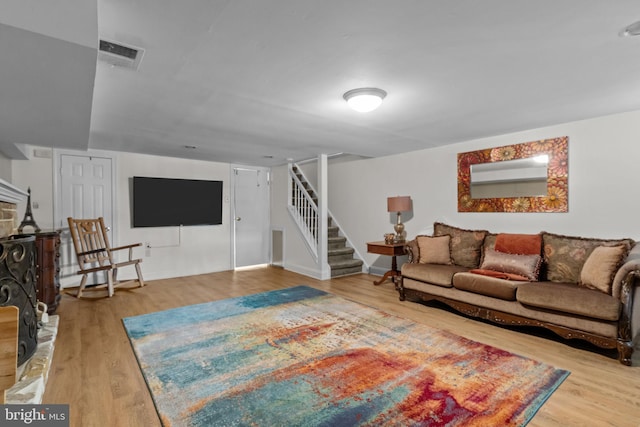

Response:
(368, 266), (386, 277)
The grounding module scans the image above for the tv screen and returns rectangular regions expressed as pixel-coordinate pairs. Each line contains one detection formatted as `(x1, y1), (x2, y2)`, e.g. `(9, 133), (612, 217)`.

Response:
(132, 177), (223, 227)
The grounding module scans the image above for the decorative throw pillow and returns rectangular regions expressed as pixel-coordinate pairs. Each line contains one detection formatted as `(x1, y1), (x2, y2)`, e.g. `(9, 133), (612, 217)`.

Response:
(495, 233), (542, 255)
(405, 238), (420, 263)
(480, 248), (542, 281)
(480, 233), (497, 264)
(542, 232), (634, 283)
(433, 222), (487, 268)
(416, 235), (452, 265)
(580, 245), (628, 294)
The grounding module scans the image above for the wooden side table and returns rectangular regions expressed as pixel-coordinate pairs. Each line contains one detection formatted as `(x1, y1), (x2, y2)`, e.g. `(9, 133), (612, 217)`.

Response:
(367, 241), (406, 286)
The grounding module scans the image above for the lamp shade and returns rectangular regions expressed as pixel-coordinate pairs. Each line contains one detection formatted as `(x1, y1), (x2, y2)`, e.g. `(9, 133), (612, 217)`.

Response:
(387, 196), (412, 213)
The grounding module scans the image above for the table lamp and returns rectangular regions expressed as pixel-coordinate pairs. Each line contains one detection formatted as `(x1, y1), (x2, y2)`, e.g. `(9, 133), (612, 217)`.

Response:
(387, 196), (412, 243)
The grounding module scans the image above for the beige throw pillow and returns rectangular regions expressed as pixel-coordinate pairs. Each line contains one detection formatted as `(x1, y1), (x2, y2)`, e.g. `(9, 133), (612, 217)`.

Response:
(416, 235), (452, 265)
(580, 245), (627, 294)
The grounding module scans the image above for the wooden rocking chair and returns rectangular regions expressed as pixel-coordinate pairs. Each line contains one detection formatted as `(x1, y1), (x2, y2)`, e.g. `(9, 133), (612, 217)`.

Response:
(67, 217), (145, 298)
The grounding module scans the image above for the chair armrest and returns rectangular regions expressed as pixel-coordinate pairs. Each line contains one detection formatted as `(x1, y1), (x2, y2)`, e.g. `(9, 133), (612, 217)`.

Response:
(111, 243), (142, 261)
(110, 243), (142, 252)
(77, 247), (108, 257)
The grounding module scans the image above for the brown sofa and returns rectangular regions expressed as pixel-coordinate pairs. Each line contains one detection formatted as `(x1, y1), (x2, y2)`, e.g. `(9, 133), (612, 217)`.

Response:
(398, 222), (640, 365)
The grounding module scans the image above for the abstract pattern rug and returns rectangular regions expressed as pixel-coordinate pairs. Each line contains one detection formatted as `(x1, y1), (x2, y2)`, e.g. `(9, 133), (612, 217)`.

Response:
(123, 286), (569, 426)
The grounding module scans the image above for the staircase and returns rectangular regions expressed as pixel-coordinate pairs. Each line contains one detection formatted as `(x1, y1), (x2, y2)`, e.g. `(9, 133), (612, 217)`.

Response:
(290, 165), (363, 278)
(327, 217), (363, 277)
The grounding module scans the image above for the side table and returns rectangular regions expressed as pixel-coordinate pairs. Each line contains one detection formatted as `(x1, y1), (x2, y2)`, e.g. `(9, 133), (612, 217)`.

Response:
(367, 241), (406, 286)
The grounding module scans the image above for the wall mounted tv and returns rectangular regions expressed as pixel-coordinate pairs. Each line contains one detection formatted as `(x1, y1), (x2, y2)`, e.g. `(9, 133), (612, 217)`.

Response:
(132, 176), (223, 227)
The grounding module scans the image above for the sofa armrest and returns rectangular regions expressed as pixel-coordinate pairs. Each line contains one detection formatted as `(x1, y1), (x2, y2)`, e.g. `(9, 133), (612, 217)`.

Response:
(616, 270), (640, 351)
(612, 243), (640, 299)
(405, 239), (419, 264)
(613, 244), (640, 350)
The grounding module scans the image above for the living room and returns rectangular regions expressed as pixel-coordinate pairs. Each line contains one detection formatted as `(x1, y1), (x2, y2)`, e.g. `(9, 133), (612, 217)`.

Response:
(2, 2), (640, 426)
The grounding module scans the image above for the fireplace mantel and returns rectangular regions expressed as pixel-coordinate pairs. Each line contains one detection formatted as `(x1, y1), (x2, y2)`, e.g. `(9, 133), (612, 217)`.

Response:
(0, 178), (28, 204)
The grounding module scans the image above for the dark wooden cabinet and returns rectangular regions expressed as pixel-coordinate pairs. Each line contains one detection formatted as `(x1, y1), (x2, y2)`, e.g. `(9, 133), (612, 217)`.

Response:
(32, 231), (61, 314)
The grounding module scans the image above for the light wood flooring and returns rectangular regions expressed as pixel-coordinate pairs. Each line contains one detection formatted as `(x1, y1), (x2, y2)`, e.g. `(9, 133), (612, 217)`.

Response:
(44, 267), (640, 427)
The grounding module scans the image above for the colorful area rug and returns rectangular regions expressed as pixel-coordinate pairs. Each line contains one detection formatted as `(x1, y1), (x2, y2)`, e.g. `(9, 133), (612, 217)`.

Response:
(123, 286), (569, 426)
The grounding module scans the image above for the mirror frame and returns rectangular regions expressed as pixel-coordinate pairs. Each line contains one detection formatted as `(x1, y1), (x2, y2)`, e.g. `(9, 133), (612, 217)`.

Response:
(457, 136), (568, 213)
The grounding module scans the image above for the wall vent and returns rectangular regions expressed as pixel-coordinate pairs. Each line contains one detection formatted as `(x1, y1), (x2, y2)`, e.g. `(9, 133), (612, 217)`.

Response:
(98, 39), (144, 70)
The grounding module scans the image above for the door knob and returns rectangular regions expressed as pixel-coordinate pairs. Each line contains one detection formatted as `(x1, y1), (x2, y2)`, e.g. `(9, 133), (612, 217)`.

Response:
(236, 217), (241, 221)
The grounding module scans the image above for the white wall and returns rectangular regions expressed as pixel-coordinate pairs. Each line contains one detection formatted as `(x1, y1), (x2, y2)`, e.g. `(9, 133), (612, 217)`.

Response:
(9, 109), (640, 281)
(271, 109), (640, 275)
(11, 148), (233, 282)
(0, 152), (12, 182)
(116, 153), (232, 280)
(12, 149), (54, 229)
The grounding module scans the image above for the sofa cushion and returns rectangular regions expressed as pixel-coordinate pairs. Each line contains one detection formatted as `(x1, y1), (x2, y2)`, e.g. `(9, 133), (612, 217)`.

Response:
(541, 232), (634, 283)
(433, 222), (487, 268)
(416, 235), (452, 265)
(495, 233), (542, 255)
(453, 272), (522, 300)
(580, 245), (627, 294)
(479, 248), (542, 281)
(516, 282), (621, 321)
(401, 263), (467, 287)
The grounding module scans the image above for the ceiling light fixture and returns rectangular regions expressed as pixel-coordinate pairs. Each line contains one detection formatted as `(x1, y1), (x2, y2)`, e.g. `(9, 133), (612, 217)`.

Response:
(343, 88), (387, 113)
(620, 20), (640, 37)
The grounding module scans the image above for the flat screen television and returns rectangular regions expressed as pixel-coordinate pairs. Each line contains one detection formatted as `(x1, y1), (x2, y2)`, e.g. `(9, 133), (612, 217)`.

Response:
(132, 176), (223, 227)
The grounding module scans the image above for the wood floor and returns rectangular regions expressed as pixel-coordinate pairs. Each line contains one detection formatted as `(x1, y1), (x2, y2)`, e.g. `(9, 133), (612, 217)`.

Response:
(44, 267), (640, 427)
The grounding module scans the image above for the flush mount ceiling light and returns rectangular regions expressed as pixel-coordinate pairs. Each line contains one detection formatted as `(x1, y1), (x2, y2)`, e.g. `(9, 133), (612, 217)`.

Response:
(343, 88), (387, 113)
(620, 20), (640, 37)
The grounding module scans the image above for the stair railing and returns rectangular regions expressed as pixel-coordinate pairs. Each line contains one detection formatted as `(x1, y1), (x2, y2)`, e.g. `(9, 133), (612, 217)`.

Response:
(288, 162), (368, 273)
(287, 163), (318, 260)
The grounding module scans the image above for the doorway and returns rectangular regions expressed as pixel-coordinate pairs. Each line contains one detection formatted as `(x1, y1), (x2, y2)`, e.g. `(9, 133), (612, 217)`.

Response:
(232, 167), (270, 268)
(54, 151), (116, 287)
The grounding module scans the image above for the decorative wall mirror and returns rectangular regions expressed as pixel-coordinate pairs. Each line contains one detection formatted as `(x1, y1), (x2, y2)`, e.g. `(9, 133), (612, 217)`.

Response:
(458, 136), (568, 212)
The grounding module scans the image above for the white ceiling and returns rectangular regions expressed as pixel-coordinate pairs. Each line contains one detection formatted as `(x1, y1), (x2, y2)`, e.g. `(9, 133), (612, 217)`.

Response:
(2, 1), (640, 166)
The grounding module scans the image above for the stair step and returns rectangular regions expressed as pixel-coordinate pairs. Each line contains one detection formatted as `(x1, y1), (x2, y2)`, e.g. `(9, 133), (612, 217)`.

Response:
(330, 259), (364, 277)
(329, 259), (363, 269)
(328, 236), (346, 250)
(328, 247), (355, 263)
(328, 247), (354, 256)
(328, 226), (339, 237)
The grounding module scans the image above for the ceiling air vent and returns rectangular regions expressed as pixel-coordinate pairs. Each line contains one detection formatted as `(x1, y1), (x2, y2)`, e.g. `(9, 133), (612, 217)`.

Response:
(98, 39), (144, 70)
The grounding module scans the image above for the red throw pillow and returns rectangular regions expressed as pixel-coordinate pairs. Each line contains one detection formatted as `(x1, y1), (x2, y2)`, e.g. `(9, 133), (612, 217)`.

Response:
(495, 233), (542, 255)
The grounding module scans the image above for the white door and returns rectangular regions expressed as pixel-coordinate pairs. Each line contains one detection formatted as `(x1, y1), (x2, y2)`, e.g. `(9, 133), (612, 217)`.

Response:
(57, 153), (114, 287)
(233, 167), (270, 268)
